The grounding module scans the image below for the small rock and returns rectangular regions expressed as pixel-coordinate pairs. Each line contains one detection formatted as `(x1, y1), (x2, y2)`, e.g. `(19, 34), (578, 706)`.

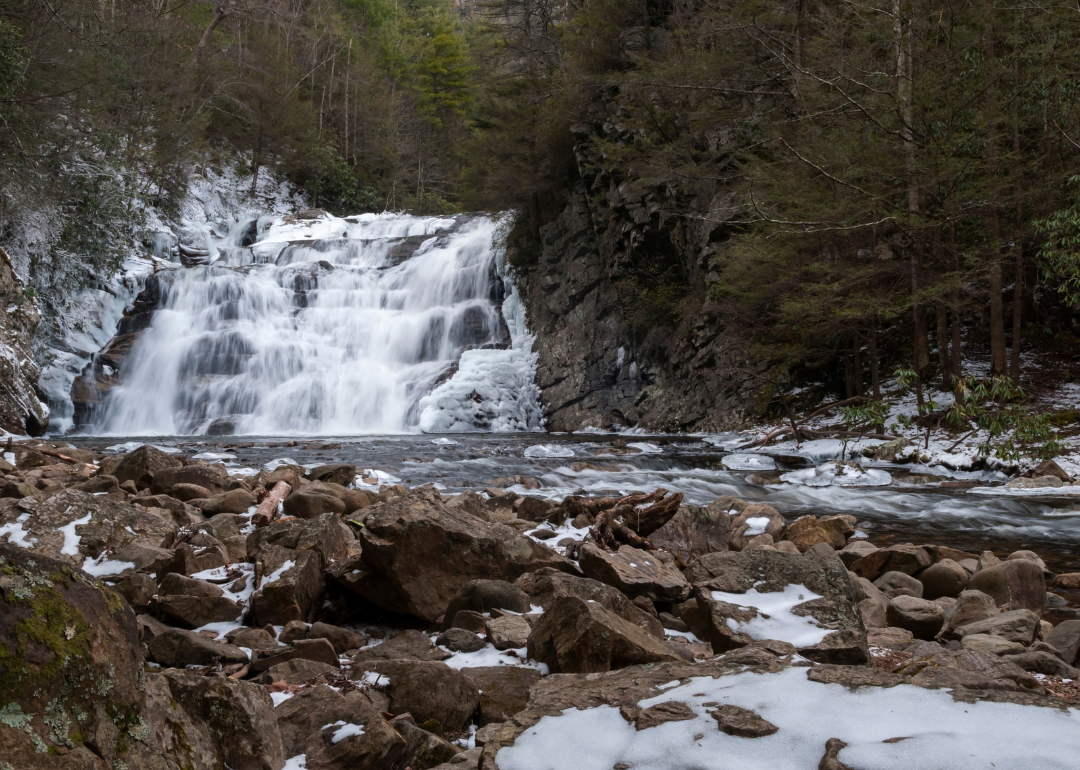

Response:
(1004, 650), (1080, 679)
(485, 614), (531, 650)
(944, 590), (999, 636)
(437, 627), (487, 653)
(708, 705), (779, 738)
(632, 700), (697, 730)
(885, 595), (945, 640)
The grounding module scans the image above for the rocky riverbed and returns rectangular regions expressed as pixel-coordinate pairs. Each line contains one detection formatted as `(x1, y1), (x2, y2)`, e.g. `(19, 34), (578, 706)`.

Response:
(2, 437), (1080, 769)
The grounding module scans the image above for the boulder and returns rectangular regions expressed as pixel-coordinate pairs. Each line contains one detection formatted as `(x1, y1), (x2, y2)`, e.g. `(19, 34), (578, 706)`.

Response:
(0, 543), (145, 767)
(308, 463), (357, 486)
(728, 503), (786, 551)
(873, 571), (924, 599)
(783, 515), (834, 552)
(527, 595), (686, 673)
(436, 627), (487, 653)
(112, 444), (182, 490)
(254, 659), (337, 685)
(280, 619), (309, 644)
(284, 486), (347, 518)
(1004, 650), (1080, 679)
(113, 571), (158, 611)
(917, 559), (968, 599)
(352, 659), (481, 732)
(968, 559), (1046, 615)
(954, 609), (1041, 645)
(353, 629), (452, 663)
(443, 579), (531, 629)
(308, 621), (367, 654)
(274, 684), (386, 756)
(515, 569), (664, 639)
(578, 543), (691, 601)
(0, 488), (177, 567)
(158, 669), (284, 770)
(460, 666), (542, 725)
(850, 543), (932, 580)
(646, 503), (730, 563)
(1052, 573), (1080, 590)
(1027, 459), (1073, 482)
(172, 482), (212, 501)
(249, 546), (326, 626)
(151, 463), (230, 496)
(1044, 619), (1080, 665)
(201, 487), (256, 515)
(866, 626), (914, 648)
(146, 627), (249, 667)
(687, 548), (868, 663)
(392, 718), (460, 769)
(159, 572), (223, 597)
(943, 590), (999, 636)
(251, 637), (340, 672)
(858, 598), (888, 629)
(353, 486), (576, 622)
(838, 540), (878, 568)
(247, 512), (353, 565)
(885, 596), (945, 640)
(893, 649), (1044, 693)
(485, 614), (531, 650)
(960, 634), (1026, 655)
(231, 627), (280, 651)
(151, 593), (242, 629)
(817, 515), (856, 548)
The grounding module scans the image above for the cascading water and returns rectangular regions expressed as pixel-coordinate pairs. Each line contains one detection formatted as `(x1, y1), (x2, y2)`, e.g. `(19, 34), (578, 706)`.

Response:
(89, 212), (543, 435)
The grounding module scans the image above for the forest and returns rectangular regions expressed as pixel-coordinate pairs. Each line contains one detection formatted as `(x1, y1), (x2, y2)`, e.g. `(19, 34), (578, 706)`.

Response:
(4, 0), (1080, 410)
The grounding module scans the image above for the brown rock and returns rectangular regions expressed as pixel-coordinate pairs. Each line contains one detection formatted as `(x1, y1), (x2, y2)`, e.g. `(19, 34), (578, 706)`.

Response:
(918, 559), (968, 599)
(112, 444), (182, 490)
(943, 590), (999, 636)
(954, 609), (1041, 645)
(151, 593), (242, 629)
(461, 666), (542, 725)
(254, 659), (337, 685)
(968, 559), (1046, 615)
(201, 487), (256, 515)
(353, 629), (452, 663)
(443, 579), (531, 629)
(147, 627), (249, 667)
(393, 718), (460, 769)
(172, 482), (212, 501)
(633, 700), (697, 730)
(885, 596), (945, 640)
(578, 543), (691, 602)
(152, 463), (230, 496)
(486, 614), (531, 650)
(249, 546), (326, 626)
(353, 486), (576, 622)
(1028, 459), (1073, 482)
(647, 503), (730, 563)
(516, 569), (665, 639)
(709, 704), (779, 737)
(1052, 572), (1080, 590)
(527, 595), (685, 673)
(784, 515), (834, 552)
(251, 637), (340, 672)
(309, 621), (367, 653)
(728, 503), (786, 551)
(284, 486), (347, 518)
(1045, 619), (1080, 665)
(352, 659), (481, 732)
(247, 512), (353, 565)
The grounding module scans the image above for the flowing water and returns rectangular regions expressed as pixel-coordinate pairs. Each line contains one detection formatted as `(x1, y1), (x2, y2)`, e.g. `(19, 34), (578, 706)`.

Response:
(89, 213), (541, 436)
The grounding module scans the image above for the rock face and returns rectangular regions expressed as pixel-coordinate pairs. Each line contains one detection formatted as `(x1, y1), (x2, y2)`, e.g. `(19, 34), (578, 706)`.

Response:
(0, 250), (49, 435)
(353, 486), (575, 622)
(647, 504), (729, 563)
(0, 544), (143, 767)
(512, 183), (762, 431)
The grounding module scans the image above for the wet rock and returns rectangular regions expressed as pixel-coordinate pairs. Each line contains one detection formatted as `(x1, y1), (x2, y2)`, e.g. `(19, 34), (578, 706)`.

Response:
(353, 486), (576, 622)
(308, 463), (357, 486)
(527, 594), (686, 673)
(1044, 619), (1080, 665)
(960, 634), (1026, 655)
(728, 503), (786, 551)
(943, 590), (999, 636)
(486, 614), (531, 650)
(247, 512), (353, 565)
(112, 444), (182, 490)
(461, 666), (542, 725)
(578, 543), (691, 602)
(146, 627), (249, 667)
(201, 487), (256, 515)
(437, 627), (487, 653)
(352, 659), (481, 732)
(647, 503), (730, 563)
(443, 579), (531, 629)
(918, 559), (968, 599)
(158, 669), (284, 770)
(249, 546), (326, 626)
(954, 609), (1041, 645)
(688, 548), (869, 663)
(968, 559), (1046, 615)
(152, 463), (230, 496)
(874, 571), (924, 599)
(516, 568), (665, 639)
(886, 596), (945, 640)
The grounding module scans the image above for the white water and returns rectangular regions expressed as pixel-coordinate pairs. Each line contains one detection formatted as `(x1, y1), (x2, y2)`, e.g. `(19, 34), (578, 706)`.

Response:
(92, 212), (543, 435)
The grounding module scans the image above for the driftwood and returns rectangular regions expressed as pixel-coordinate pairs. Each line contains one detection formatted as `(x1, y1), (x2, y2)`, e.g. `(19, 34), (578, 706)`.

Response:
(252, 481), (291, 528)
(584, 489), (684, 551)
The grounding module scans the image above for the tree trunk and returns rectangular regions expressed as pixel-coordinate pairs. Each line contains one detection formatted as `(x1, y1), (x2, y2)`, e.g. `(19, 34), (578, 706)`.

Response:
(936, 302), (949, 390)
(1009, 239), (1023, 381)
(853, 337), (863, 396)
(844, 348), (853, 399)
(193, 2), (230, 66)
(870, 320), (881, 399)
(984, 0), (1007, 377)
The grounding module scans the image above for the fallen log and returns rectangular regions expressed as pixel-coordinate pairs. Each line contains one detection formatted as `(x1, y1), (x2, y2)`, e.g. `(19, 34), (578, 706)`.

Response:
(252, 481), (291, 528)
(586, 489), (684, 550)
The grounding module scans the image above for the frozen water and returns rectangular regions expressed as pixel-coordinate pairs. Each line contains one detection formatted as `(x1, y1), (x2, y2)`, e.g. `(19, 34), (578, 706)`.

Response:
(722, 453), (777, 471)
(781, 461), (892, 487)
(89, 213), (542, 435)
(524, 444), (576, 458)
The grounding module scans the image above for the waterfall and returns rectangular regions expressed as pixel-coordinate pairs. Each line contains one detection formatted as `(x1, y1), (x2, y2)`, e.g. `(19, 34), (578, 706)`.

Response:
(89, 212), (543, 436)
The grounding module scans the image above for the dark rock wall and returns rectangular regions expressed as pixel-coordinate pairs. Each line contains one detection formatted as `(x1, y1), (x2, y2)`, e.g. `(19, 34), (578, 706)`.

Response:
(0, 248), (49, 435)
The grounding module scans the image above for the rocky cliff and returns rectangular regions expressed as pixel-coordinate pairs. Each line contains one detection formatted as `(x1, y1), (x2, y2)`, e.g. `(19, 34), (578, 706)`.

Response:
(514, 120), (768, 433)
(0, 248), (49, 435)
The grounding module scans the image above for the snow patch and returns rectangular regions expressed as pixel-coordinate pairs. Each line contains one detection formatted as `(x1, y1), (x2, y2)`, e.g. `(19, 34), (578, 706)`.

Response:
(0, 513), (36, 548)
(709, 584), (829, 647)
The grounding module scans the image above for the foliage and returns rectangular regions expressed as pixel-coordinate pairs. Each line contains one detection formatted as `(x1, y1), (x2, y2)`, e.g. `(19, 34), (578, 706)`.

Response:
(1034, 176), (1080, 307)
(947, 377), (1061, 461)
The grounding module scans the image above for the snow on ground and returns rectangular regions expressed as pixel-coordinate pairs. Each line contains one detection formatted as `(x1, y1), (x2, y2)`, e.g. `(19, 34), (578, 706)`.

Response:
(495, 667), (1080, 770)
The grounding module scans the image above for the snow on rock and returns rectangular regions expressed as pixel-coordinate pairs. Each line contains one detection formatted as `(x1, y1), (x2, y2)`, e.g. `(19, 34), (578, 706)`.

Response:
(80, 553), (136, 578)
(709, 584), (830, 647)
(282, 755), (307, 770)
(781, 461), (892, 487)
(59, 512), (92, 556)
(523, 444), (576, 459)
(0, 513), (36, 548)
(627, 442), (663, 454)
(495, 667), (1080, 770)
(722, 453), (777, 471)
